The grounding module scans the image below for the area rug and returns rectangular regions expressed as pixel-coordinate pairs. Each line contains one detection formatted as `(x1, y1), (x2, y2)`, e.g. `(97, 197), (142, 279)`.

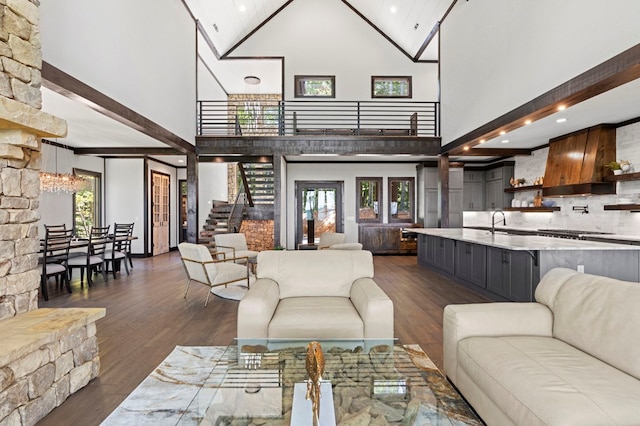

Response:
(210, 282), (249, 300)
(101, 344), (482, 425)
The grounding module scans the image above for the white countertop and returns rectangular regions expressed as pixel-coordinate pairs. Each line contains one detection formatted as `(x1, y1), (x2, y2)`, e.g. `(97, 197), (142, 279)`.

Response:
(414, 228), (640, 251)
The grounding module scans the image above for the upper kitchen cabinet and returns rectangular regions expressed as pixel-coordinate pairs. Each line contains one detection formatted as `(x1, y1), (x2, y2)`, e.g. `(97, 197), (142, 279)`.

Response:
(463, 170), (485, 211)
(485, 164), (514, 211)
(417, 165), (463, 227)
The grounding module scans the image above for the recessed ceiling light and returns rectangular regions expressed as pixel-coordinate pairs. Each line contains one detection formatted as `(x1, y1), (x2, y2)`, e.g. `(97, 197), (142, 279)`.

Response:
(525, 119), (532, 125)
(239, 4), (246, 12)
(390, 5), (397, 13)
(558, 105), (566, 111)
(479, 139), (485, 144)
(556, 118), (567, 123)
(178, 159), (184, 163)
(463, 146), (470, 151)
(501, 139), (510, 144)
(499, 131), (506, 136)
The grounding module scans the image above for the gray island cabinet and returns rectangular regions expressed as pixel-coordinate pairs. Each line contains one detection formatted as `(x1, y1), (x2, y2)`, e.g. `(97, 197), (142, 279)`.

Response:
(416, 228), (640, 302)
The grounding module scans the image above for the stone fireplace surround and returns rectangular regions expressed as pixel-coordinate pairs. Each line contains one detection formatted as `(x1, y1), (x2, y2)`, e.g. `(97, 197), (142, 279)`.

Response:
(0, 1), (106, 424)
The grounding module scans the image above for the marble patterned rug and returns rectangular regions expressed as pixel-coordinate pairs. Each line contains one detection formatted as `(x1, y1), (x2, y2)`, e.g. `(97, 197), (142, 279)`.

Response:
(101, 344), (482, 426)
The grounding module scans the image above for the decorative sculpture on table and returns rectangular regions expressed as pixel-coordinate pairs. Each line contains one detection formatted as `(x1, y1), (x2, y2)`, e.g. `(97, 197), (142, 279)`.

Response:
(305, 341), (325, 426)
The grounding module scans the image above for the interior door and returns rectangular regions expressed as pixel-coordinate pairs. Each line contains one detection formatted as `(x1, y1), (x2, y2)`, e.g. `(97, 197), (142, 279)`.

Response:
(152, 171), (170, 255)
(295, 181), (343, 246)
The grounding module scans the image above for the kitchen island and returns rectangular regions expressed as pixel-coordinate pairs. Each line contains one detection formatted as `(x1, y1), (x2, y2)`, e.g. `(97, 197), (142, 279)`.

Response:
(415, 228), (640, 302)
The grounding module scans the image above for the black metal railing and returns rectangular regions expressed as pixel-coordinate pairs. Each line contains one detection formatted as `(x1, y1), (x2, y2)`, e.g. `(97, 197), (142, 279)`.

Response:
(197, 100), (439, 137)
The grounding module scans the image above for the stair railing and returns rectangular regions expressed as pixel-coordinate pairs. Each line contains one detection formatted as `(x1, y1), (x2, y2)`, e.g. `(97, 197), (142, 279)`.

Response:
(238, 163), (255, 207)
(227, 186), (248, 233)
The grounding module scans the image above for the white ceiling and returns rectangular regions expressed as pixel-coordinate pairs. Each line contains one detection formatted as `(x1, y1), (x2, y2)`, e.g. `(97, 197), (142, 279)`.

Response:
(40, 0), (640, 167)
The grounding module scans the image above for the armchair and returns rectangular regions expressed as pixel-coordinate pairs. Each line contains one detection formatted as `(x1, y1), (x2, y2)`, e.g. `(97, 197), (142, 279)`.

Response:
(178, 243), (252, 307)
(213, 233), (258, 263)
(237, 250), (393, 344)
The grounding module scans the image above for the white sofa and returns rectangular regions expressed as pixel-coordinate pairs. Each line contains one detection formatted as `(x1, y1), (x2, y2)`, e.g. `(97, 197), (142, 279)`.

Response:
(444, 267), (640, 425)
(237, 250), (393, 343)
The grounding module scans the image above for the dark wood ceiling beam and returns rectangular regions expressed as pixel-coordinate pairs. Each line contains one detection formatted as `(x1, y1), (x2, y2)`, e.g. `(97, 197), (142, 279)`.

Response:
(42, 62), (194, 154)
(196, 136), (441, 156)
(73, 148), (181, 156)
(442, 42), (640, 154)
(451, 148), (532, 157)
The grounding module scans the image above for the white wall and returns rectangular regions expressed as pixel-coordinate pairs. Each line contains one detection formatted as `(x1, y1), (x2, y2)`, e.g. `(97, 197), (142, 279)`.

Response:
(463, 121), (640, 235)
(40, 0), (197, 144)
(233, 0), (438, 101)
(440, 0), (640, 144)
(285, 162), (418, 249)
(198, 163), (228, 231)
(105, 159), (145, 254)
(197, 57), (228, 100)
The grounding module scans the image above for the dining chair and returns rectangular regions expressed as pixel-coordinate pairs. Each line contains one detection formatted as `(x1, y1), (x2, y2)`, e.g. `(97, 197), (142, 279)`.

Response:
(213, 233), (258, 263)
(68, 226), (110, 287)
(40, 228), (74, 301)
(104, 223), (133, 278)
(117, 222), (135, 269)
(178, 242), (252, 307)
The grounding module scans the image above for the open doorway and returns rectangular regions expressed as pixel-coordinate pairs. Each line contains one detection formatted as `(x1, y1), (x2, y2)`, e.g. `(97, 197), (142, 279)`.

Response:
(295, 181), (343, 247)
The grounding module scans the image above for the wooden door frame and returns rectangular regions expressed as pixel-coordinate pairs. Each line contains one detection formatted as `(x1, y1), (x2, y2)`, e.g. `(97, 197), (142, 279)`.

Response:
(150, 170), (171, 256)
(294, 180), (344, 246)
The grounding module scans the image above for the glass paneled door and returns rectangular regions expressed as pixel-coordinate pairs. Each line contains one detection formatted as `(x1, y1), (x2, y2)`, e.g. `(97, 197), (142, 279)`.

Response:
(295, 181), (343, 246)
(152, 171), (170, 255)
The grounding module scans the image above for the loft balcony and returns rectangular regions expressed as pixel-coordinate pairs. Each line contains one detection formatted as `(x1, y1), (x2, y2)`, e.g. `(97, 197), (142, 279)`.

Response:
(196, 99), (441, 157)
(197, 99), (439, 137)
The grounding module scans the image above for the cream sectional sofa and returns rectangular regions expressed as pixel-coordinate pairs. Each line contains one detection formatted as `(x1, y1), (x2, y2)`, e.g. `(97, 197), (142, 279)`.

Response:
(444, 267), (640, 425)
(237, 250), (393, 343)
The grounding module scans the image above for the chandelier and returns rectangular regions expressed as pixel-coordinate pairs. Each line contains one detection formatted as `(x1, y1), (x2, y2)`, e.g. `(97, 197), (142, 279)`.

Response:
(39, 171), (86, 194)
(39, 143), (86, 194)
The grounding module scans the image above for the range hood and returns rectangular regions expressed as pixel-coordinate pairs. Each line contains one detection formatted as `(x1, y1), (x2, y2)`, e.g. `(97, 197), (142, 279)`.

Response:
(542, 124), (617, 197)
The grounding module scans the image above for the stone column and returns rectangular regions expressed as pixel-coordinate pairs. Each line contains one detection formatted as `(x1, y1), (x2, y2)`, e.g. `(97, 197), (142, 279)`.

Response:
(0, 0), (67, 320)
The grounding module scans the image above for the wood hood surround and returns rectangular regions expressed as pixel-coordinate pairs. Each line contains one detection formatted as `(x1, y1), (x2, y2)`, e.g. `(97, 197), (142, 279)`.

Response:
(542, 124), (616, 197)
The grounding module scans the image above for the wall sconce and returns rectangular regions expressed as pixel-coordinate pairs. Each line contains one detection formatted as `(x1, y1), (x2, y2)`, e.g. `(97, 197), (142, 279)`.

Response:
(572, 205), (589, 214)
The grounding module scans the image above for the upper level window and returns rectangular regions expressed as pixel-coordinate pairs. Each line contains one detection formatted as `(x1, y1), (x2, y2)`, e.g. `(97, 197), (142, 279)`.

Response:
(294, 75), (335, 98)
(371, 76), (412, 98)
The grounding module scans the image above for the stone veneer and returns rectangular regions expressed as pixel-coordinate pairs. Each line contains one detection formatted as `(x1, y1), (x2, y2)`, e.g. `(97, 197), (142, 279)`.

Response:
(239, 220), (274, 251)
(0, 1), (106, 425)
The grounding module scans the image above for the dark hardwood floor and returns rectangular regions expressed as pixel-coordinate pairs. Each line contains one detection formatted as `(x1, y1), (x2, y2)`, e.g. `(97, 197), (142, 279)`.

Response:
(37, 251), (488, 425)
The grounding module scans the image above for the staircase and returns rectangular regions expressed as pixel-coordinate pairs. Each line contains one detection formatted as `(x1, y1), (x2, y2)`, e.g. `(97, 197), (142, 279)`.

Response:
(199, 201), (234, 249)
(241, 162), (274, 205)
(199, 162), (275, 248)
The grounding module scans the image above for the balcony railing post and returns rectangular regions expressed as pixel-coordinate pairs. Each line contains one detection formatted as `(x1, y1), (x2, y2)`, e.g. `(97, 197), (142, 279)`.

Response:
(279, 101), (285, 136)
(356, 101), (361, 135)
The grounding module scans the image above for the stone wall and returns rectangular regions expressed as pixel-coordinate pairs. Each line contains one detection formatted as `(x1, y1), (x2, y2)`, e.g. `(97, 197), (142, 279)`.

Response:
(0, 308), (105, 425)
(239, 220), (274, 251)
(0, 0), (47, 321)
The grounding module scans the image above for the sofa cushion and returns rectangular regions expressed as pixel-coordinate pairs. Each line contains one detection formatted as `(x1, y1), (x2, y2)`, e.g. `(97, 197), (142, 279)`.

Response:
(458, 335), (640, 425)
(535, 268), (640, 380)
(257, 250), (374, 299)
(268, 297), (364, 339)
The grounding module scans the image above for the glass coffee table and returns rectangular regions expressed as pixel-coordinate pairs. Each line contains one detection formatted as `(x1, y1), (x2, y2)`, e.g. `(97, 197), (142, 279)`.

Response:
(177, 339), (481, 425)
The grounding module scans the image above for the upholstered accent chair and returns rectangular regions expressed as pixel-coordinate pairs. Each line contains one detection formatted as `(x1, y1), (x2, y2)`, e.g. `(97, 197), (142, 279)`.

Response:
(317, 232), (346, 249)
(237, 250), (393, 344)
(213, 233), (258, 263)
(178, 242), (252, 307)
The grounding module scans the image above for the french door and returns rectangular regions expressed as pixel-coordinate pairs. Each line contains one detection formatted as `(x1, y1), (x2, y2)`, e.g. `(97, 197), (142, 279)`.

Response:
(152, 171), (170, 255)
(295, 181), (343, 246)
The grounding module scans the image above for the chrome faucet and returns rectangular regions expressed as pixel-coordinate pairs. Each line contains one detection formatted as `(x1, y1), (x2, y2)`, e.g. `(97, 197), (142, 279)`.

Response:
(491, 210), (506, 235)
